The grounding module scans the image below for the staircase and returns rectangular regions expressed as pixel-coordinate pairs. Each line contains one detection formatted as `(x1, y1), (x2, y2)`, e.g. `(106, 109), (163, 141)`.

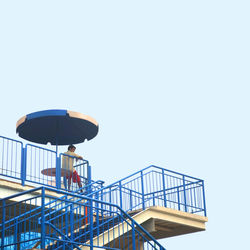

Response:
(0, 187), (165, 249)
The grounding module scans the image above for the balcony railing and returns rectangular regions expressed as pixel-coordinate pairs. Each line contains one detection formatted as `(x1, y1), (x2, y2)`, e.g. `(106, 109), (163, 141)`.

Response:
(0, 135), (94, 192)
(90, 166), (207, 216)
(0, 135), (207, 217)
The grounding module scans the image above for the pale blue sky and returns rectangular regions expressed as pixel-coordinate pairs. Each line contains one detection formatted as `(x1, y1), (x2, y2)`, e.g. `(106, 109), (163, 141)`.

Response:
(1, 1), (249, 249)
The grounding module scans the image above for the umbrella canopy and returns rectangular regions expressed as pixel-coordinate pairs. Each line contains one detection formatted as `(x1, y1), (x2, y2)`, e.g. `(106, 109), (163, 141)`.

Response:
(16, 109), (98, 145)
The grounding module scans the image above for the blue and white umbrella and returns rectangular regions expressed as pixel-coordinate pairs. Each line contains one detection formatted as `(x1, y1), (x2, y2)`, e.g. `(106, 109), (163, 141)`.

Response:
(16, 109), (99, 154)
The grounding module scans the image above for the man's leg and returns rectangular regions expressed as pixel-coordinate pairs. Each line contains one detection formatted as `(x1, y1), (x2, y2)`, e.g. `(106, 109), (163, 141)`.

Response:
(63, 177), (68, 190)
(75, 171), (83, 193)
(68, 178), (71, 191)
(78, 181), (83, 193)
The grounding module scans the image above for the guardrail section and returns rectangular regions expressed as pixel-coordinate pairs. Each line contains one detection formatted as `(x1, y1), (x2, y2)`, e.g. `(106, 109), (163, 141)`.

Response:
(0, 136), (23, 181)
(91, 166), (206, 216)
(25, 144), (57, 187)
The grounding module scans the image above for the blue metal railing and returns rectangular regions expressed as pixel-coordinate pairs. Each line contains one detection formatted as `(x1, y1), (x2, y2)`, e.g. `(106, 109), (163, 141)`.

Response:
(0, 135), (98, 192)
(59, 152), (89, 191)
(0, 134), (207, 217)
(25, 143), (57, 187)
(90, 166), (207, 216)
(0, 186), (166, 250)
(0, 135), (23, 181)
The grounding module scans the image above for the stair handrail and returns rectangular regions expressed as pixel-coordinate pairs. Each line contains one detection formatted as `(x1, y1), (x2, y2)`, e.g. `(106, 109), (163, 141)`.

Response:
(0, 186), (166, 249)
(40, 186), (166, 250)
(0, 187), (165, 249)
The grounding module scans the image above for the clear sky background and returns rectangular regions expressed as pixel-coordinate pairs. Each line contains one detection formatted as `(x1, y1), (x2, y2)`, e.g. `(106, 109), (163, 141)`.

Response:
(0, 1), (249, 249)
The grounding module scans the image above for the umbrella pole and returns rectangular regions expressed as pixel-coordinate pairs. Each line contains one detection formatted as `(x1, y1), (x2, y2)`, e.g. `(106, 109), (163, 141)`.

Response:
(55, 141), (60, 189)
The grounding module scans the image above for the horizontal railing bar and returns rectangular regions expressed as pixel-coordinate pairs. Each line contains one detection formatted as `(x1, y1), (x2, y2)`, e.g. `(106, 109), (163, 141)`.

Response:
(0, 186), (42, 201)
(144, 180), (203, 196)
(26, 143), (56, 153)
(0, 135), (23, 145)
(151, 164), (203, 181)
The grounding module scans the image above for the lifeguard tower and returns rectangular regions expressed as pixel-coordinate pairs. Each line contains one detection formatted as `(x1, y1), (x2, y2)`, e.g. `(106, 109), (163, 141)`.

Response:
(0, 109), (208, 249)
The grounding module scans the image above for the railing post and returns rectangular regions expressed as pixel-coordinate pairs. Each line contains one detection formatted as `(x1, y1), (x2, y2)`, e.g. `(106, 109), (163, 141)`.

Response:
(162, 169), (167, 207)
(70, 204), (74, 241)
(89, 198), (94, 250)
(87, 164), (92, 195)
(14, 218), (18, 249)
(132, 220), (136, 250)
(21, 146), (26, 186)
(100, 188), (104, 218)
(183, 176), (188, 212)
(119, 181), (123, 209)
(130, 190), (133, 210)
(95, 193), (100, 240)
(202, 180), (207, 217)
(140, 171), (145, 210)
(1, 200), (5, 249)
(177, 187), (180, 211)
(86, 163), (93, 249)
(153, 192), (155, 206)
(56, 155), (61, 189)
(41, 187), (45, 249)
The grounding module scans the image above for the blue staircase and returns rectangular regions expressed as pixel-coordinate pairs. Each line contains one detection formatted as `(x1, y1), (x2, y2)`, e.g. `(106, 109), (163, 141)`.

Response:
(0, 187), (165, 249)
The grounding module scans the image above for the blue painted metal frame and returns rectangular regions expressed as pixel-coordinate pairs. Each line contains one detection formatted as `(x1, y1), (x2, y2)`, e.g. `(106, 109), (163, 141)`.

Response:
(89, 165), (207, 216)
(0, 135), (207, 217)
(0, 135), (95, 193)
(0, 186), (166, 250)
(0, 134), (207, 249)
(0, 135), (23, 181)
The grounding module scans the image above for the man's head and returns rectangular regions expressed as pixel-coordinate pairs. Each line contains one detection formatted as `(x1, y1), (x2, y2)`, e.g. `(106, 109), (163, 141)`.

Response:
(68, 145), (76, 152)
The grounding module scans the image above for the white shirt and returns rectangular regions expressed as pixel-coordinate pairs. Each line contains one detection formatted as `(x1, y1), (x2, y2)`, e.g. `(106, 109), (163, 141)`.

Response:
(61, 150), (81, 172)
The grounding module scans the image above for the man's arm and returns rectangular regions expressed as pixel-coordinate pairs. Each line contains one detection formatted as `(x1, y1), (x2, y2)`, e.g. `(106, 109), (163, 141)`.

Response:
(71, 152), (83, 160)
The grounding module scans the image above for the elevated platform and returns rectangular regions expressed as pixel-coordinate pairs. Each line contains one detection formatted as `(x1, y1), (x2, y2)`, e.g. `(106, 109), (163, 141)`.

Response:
(81, 206), (207, 249)
(134, 206), (207, 239)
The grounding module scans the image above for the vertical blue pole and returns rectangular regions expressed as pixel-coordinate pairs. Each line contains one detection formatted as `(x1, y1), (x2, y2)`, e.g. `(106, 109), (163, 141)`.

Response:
(65, 205), (69, 238)
(87, 163), (93, 249)
(41, 187), (45, 248)
(21, 147), (26, 186)
(1, 200), (5, 249)
(162, 169), (167, 207)
(14, 219), (18, 250)
(140, 171), (145, 210)
(101, 189), (104, 218)
(70, 204), (74, 241)
(130, 190), (133, 210)
(132, 220), (136, 250)
(95, 193), (100, 243)
(89, 198), (93, 250)
(183, 176), (187, 212)
(202, 180), (207, 217)
(87, 164), (92, 195)
(177, 187), (180, 210)
(56, 154), (61, 189)
(119, 181), (123, 209)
